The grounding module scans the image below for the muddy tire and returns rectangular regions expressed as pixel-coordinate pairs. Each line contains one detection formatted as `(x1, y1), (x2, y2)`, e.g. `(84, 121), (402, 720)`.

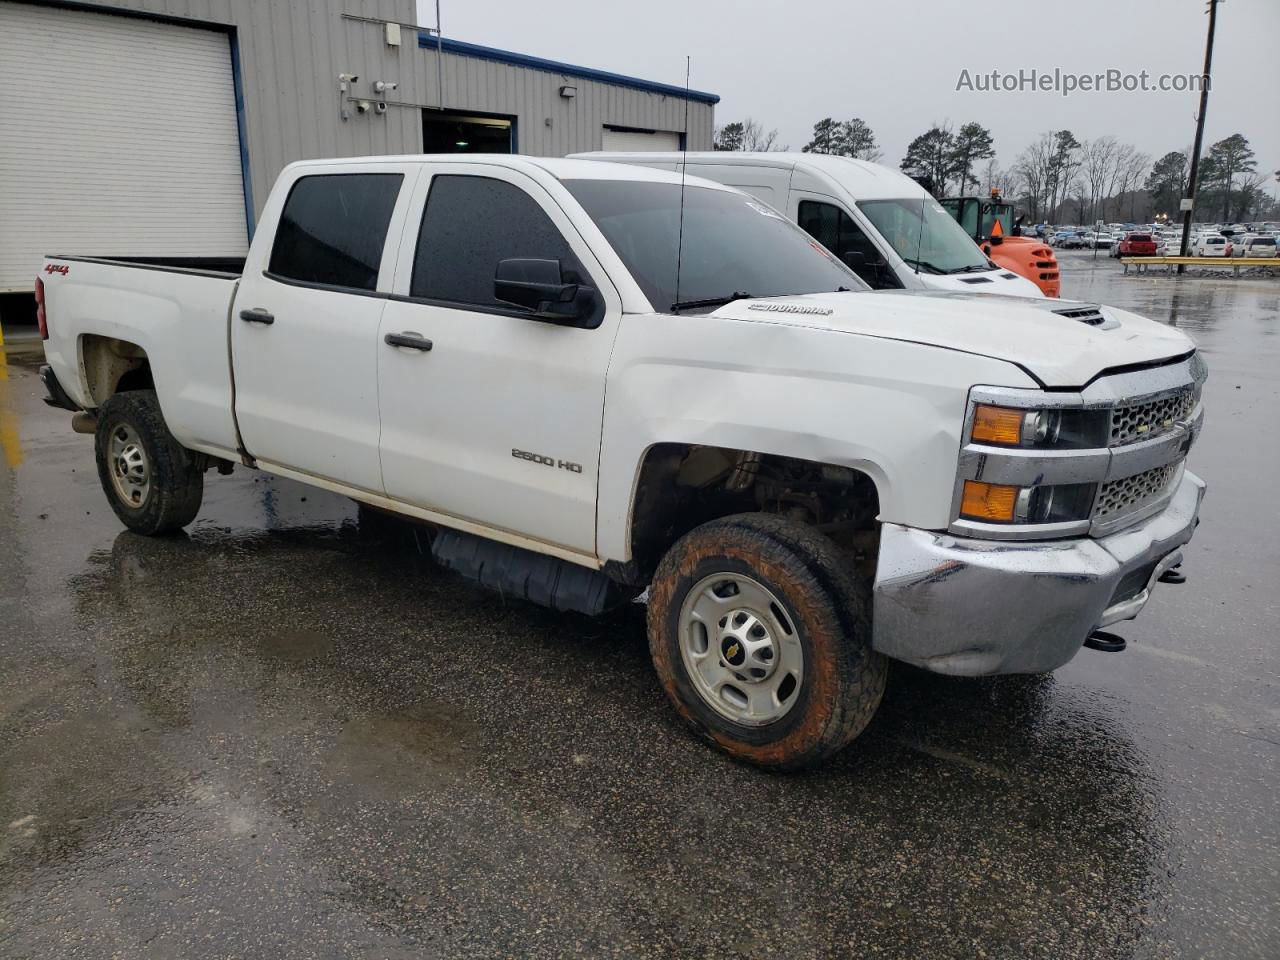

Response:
(648, 513), (886, 771)
(94, 390), (203, 535)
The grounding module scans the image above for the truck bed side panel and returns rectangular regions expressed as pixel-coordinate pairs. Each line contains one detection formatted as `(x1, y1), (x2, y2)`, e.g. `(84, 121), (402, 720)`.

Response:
(42, 259), (240, 457)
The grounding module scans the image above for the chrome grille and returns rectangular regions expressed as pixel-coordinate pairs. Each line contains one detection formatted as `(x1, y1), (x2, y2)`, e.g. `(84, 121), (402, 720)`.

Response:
(1109, 389), (1195, 446)
(1093, 463), (1179, 520)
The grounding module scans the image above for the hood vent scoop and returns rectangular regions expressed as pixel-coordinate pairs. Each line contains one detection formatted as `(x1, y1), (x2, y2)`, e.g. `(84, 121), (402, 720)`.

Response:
(1053, 305), (1114, 328)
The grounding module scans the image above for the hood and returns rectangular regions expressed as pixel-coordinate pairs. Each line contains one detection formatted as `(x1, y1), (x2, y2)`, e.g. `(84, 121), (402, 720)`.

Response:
(712, 290), (1194, 388)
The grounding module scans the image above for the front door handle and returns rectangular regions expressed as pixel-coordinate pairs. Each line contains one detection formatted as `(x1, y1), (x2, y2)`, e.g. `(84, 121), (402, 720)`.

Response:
(239, 308), (275, 325)
(384, 332), (433, 351)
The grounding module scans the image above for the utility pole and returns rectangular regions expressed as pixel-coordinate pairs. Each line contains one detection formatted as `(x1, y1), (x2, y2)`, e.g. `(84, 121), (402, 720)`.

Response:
(1177, 0), (1222, 273)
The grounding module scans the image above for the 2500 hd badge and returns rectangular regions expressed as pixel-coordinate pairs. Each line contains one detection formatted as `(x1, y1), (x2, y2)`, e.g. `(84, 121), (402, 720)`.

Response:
(512, 448), (583, 473)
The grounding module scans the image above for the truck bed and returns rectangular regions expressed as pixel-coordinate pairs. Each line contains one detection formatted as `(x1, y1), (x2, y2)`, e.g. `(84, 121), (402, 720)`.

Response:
(40, 253), (244, 460)
(48, 254), (246, 278)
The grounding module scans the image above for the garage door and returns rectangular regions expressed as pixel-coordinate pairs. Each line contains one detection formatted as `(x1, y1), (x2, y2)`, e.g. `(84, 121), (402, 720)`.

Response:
(0, 3), (248, 292)
(601, 127), (682, 152)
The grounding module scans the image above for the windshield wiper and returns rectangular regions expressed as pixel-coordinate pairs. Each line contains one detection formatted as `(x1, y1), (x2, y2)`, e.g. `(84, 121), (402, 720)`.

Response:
(671, 292), (753, 312)
(901, 258), (946, 275)
(949, 263), (994, 274)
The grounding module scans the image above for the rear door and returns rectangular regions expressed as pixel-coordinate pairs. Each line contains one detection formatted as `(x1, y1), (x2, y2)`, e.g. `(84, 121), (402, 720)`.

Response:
(231, 164), (417, 492)
(376, 165), (622, 557)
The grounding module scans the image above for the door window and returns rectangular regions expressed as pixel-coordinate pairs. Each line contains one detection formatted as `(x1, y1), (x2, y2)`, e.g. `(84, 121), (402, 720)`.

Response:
(797, 200), (899, 289)
(411, 175), (590, 309)
(268, 174), (403, 291)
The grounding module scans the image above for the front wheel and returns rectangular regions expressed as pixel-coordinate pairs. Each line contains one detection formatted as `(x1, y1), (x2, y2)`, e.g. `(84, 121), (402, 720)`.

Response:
(94, 390), (203, 535)
(647, 514), (886, 771)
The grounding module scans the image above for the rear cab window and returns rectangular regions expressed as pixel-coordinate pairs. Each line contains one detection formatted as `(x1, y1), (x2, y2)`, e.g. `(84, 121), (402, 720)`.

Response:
(268, 173), (403, 291)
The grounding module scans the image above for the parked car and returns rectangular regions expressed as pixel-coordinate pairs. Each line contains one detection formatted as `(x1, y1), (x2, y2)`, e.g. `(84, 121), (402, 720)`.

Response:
(1057, 232), (1089, 250)
(1194, 234), (1232, 257)
(573, 152), (1048, 297)
(1112, 232), (1159, 258)
(1237, 235), (1277, 258)
(1086, 232), (1116, 250)
(36, 154), (1207, 770)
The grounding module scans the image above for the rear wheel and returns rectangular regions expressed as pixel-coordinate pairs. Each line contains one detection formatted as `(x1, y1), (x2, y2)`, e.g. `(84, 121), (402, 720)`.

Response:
(94, 390), (203, 535)
(647, 513), (886, 771)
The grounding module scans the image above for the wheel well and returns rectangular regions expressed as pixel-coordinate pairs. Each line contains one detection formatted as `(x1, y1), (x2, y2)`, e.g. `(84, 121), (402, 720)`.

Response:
(619, 444), (882, 585)
(81, 335), (152, 408)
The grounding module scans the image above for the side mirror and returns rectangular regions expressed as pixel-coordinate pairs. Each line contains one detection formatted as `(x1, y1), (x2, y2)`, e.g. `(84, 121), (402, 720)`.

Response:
(494, 258), (597, 327)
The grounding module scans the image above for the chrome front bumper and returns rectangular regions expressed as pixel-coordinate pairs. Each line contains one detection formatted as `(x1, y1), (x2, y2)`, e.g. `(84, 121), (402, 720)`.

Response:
(871, 470), (1206, 676)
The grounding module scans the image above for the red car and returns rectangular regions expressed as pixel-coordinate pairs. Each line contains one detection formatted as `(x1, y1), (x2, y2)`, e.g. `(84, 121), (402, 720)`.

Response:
(1113, 232), (1158, 258)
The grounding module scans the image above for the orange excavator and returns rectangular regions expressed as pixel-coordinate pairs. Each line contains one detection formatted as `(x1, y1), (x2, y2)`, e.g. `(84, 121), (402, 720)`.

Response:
(940, 190), (1060, 297)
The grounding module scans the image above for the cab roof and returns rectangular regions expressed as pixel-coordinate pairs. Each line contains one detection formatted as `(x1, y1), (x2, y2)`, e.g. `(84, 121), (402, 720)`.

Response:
(282, 154), (738, 190)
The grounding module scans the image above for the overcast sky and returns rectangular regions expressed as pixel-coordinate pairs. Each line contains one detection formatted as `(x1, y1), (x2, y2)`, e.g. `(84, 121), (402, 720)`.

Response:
(421, 0), (1278, 189)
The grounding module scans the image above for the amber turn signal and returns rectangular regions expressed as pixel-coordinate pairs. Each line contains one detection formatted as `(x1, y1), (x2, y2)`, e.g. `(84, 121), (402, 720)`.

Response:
(960, 480), (1019, 522)
(970, 404), (1025, 446)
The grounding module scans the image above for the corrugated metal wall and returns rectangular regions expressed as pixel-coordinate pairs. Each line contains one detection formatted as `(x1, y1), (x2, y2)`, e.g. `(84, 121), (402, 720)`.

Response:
(26, 0), (714, 219)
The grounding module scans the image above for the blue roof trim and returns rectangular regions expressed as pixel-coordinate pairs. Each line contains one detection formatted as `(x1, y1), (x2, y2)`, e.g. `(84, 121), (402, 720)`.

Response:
(417, 34), (720, 105)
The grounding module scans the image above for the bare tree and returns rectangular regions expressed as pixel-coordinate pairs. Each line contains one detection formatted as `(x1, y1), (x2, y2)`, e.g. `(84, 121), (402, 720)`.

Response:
(1102, 142), (1138, 221)
(1117, 150), (1151, 221)
(1234, 170), (1268, 218)
(1070, 174), (1089, 225)
(1013, 132), (1055, 220)
(740, 117), (787, 152)
(714, 117), (787, 152)
(1045, 131), (1082, 222)
(1081, 136), (1119, 223)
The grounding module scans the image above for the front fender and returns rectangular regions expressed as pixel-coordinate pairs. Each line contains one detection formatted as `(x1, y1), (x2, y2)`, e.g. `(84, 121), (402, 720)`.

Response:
(596, 312), (1037, 563)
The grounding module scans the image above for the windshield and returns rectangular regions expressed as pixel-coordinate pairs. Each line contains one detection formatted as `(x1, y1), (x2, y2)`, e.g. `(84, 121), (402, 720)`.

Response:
(563, 180), (867, 311)
(859, 197), (990, 274)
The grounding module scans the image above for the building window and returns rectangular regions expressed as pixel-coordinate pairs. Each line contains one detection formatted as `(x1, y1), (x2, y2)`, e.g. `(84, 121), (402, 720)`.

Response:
(422, 108), (515, 154)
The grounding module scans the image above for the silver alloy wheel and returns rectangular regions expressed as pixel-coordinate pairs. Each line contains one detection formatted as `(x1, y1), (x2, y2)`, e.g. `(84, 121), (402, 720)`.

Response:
(108, 423), (151, 508)
(678, 572), (804, 726)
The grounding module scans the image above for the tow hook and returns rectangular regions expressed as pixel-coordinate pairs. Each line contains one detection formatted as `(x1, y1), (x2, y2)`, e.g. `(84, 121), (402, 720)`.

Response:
(1084, 630), (1127, 653)
(1157, 563), (1186, 585)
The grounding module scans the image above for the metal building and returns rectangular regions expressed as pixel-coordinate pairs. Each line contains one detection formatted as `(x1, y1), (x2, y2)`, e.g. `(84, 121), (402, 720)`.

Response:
(0, 0), (717, 304)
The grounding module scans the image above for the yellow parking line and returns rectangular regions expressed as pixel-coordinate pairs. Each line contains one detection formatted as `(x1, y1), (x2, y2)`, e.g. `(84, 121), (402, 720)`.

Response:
(0, 349), (23, 468)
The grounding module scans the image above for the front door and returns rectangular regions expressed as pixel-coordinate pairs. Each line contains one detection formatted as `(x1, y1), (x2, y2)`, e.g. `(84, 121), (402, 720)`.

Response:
(793, 195), (900, 289)
(376, 165), (621, 557)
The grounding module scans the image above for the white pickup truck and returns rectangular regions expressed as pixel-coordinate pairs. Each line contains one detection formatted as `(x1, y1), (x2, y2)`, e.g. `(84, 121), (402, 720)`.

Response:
(38, 155), (1206, 770)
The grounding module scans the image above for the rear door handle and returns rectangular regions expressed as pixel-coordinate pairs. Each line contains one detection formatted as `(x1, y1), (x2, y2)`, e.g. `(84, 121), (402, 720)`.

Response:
(384, 332), (433, 351)
(239, 308), (274, 325)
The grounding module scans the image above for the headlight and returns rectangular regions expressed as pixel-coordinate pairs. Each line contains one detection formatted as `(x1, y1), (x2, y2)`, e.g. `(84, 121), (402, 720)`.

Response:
(970, 404), (1061, 446)
(960, 480), (1096, 524)
(969, 404), (1107, 449)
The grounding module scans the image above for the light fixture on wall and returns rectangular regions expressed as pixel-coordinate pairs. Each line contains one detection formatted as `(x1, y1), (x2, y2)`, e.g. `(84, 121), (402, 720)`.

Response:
(559, 85), (577, 99)
(338, 73), (359, 121)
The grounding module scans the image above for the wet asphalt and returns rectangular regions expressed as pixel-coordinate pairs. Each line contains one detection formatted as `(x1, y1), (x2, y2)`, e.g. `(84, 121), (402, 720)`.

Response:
(0, 251), (1276, 959)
